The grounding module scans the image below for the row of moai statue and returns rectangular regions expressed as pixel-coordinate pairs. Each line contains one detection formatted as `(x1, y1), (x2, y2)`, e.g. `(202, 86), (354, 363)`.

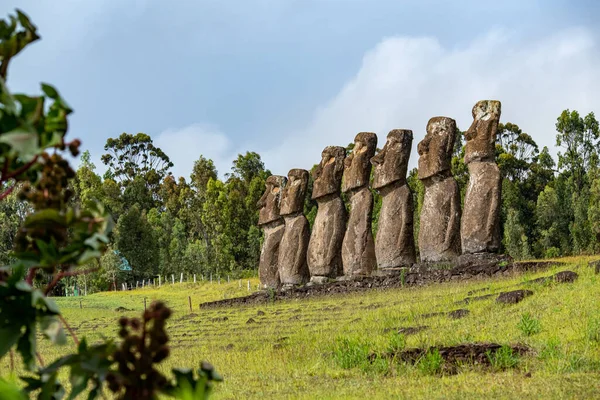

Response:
(257, 100), (502, 288)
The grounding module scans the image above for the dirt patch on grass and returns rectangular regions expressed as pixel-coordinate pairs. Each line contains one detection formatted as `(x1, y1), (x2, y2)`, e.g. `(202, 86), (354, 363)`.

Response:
(200, 261), (562, 309)
(496, 290), (534, 304)
(374, 343), (530, 372)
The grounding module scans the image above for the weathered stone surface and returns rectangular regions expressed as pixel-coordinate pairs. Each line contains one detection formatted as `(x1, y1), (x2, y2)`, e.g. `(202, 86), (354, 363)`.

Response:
(312, 146), (346, 200)
(257, 175), (287, 226)
(280, 169), (309, 215)
(342, 132), (377, 192)
(461, 162), (502, 254)
(278, 169), (310, 285)
(461, 100), (502, 255)
(458, 244), (509, 269)
(371, 129), (416, 269)
(342, 187), (377, 276)
(464, 100), (501, 164)
(278, 214), (310, 285)
(417, 117), (456, 180)
(341, 132), (377, 276)
(372, 129), (413, 189)
(419, 175), (462, 263)
(257, 175), (286, 288)
(258, 222), (285, 288)
(307, 195), (346, 278)
(374, 183), (416, 268)
(496, 289), (533, 304)
(417, 117), (461, 263)
(308, 147), (347, 278)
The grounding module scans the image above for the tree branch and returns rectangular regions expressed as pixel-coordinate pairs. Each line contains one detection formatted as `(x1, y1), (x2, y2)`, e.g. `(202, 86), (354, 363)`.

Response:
(44, 267), (100, 295)
(59, 314), (79, 346)
(5, 155), (39, 180)
(0, 184), (15, 200)
(25, 267), (38, 285)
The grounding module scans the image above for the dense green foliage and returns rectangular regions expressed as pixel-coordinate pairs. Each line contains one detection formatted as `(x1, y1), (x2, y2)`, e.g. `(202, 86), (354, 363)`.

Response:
(0, 9), (220, 399)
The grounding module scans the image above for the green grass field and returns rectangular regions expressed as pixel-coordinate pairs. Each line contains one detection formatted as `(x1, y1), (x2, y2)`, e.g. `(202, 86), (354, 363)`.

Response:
(3, 257), (600, 399)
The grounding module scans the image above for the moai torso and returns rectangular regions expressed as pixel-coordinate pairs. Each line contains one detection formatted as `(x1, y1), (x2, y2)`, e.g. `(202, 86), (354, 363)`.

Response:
(257, 175), (287, 288)
(342, 132), (377, 276)
(278, 169), (311, 285)
(418, 117), (461, 263)
(461, 100), (502, 254)
(371, 129), (416, 269)
(307, 146), (347, 279)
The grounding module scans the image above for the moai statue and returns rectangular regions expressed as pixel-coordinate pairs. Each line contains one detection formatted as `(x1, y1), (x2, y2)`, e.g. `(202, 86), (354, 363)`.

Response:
(371, 129), (416, 271)
(417, 117), (461, 263)
(278, 169), (311, 286)
(461, 100), (502, 255)
(307, 146), (347, 281)
(341, 132), (378, 277)
(257, 175), (287, 288)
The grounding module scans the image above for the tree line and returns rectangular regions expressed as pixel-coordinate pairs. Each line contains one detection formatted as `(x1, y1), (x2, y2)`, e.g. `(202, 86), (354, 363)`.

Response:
(1, 110), (598, 293)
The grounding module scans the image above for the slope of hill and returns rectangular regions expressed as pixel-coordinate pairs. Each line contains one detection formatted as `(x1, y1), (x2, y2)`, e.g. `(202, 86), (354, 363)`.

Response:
(3, 257), (600, 399)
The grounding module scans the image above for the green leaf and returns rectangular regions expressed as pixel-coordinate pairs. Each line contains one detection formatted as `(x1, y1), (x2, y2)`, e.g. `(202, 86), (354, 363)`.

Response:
(0, 326), (21, 359)
(16, 326), (36, 371)
(24, 209), (66, 227)
(41, 83), (58, 99)
(0, 130), (38, 157)
(40, 316), (66, 345)
(42, 297), (60, 314)
(0, 377), (28, 400)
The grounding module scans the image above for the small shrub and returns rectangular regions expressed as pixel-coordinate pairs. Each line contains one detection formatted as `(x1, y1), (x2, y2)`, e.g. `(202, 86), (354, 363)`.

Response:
(517, 313), (541, 336)
(487, 345), (520, 371)
(386, 334), (406, 354)
(586, 318), (600, 343)
(545, 247), (561, 259)
(539, 337), (561, 360)
(332, 337), (371, 370)
(417, 349), (444, 375)
(267, 288), (276, 303)
(367, 357), (390, 376)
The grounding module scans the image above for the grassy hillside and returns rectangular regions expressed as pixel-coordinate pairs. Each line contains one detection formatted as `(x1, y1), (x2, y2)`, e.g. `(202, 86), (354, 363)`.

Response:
(3, 257), (600, 399)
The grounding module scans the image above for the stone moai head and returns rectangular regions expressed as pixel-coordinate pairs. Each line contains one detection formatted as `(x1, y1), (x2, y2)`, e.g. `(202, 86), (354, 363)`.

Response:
(342, 132), (378, 193)
(417, 117), (457, 180)
(280, 168), (309, 216)
(311, 146), (346, 200)
(464, 100), (502, 164)
(371, 129), (413, 189)
(257, 175), (287, 226)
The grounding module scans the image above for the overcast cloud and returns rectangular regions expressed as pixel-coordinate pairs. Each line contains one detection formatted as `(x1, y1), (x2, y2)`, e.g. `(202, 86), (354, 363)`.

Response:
(2, 0), (599, 179)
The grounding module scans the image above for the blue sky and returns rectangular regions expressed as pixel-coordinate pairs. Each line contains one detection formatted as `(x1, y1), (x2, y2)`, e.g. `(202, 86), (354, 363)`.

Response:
(3, 0), (600, 179)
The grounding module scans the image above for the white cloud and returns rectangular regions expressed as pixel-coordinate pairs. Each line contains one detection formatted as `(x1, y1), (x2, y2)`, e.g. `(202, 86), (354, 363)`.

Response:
(154, 124), (235, 180)
(261, 27), (600, 175)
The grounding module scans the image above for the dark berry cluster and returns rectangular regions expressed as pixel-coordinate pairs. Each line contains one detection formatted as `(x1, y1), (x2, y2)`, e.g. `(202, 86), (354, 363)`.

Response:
(18, 151), (76, 210)
(106, 301), (173, 399)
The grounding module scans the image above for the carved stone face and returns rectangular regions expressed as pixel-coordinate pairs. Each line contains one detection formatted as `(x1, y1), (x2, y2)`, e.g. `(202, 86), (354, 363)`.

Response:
(417, 117), (456, 180)
(464, 100), (501, 164)
(280, 169), (309, 216)
(342, 132), (377, 193)
(371, 129), (413, 189)
(257, 175), (287, 225)
(312, 146), (346, 200)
